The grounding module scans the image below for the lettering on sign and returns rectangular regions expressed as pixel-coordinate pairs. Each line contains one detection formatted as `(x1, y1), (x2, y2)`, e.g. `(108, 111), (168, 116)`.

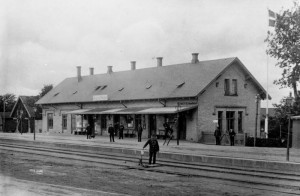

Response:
(177, 101), (197, 106)
(93, 95), (108, 101)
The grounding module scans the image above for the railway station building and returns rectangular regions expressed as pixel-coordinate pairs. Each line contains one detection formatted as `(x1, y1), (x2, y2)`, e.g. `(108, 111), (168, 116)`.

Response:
(36, 53), (269, 144)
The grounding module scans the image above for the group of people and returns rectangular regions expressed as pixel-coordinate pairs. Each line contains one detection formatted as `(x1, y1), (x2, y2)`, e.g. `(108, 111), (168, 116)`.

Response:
(214, 127), (236, 146)
(107, 123), (143, 142)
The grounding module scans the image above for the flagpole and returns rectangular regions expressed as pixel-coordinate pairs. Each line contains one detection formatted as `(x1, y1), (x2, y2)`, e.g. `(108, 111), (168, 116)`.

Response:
(265, 8), (276, 139)
(265, 53), (269, 138)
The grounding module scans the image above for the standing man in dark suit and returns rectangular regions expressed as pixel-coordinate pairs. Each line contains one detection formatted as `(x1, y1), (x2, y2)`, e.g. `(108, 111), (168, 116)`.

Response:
(214, 127), (221, 145)
(229, 129), (236, 146)
(119, 123), (124, 139)
(137, 124), (143, 142)
(108, 124), (115, 142)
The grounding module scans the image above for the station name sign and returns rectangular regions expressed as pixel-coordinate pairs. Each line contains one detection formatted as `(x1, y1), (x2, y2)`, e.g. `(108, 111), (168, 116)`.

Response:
(177, 101), (197, 106)
(93, 95), (108, 101)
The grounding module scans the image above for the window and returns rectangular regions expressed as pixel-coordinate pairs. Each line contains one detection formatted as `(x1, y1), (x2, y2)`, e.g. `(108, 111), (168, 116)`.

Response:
(218, 111), (223, 131)
(47, 113), (53, 129)
(232, 79), (237, 95)
(62, 114), (67, 129)
(224, 79), (230, 95)
(224, 79), (238, 96)
(226, 111), (235, 132)
(238, 111), (243, 133)
(126, 115), (134, 128)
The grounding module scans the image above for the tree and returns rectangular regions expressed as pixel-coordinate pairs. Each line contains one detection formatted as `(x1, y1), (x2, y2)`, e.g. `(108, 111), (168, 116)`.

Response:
(265, 2), (300, 114)
(0, 94), (16, 112)
(39, 84), (53, 98)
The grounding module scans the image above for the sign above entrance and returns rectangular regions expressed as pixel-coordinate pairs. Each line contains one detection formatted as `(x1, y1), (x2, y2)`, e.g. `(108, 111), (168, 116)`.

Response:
(93, 95), (108, 101)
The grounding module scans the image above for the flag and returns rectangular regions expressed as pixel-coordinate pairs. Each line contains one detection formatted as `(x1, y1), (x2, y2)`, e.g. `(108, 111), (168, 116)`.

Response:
(269, 9), (275, 18)
(268, 9), (277, 27)
(269, 19), (275, 27)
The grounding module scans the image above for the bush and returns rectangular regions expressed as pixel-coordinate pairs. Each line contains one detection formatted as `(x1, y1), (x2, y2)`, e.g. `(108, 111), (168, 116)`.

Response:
(245, 137), (291, 148)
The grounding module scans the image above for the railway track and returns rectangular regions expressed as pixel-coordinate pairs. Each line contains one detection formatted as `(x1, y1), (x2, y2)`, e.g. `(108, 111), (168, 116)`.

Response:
(1, 141), (300, 195)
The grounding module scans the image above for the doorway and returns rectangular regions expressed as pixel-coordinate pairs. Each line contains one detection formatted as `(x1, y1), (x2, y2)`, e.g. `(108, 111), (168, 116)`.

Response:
(178, 113), (186, 140)
(148, 114), (156, 138)
(113, 115), (120, 136)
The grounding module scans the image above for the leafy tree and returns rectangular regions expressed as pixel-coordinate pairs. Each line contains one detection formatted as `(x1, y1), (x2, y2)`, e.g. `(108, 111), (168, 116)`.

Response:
(265, 2), (300, 114)
(39, 84), (53, 98)
(0, 94), (16, 112)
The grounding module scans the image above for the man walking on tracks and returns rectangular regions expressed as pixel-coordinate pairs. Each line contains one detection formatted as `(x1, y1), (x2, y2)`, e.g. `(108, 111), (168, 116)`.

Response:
(143, 134), (160, 165)
(108, 124), (115, 142)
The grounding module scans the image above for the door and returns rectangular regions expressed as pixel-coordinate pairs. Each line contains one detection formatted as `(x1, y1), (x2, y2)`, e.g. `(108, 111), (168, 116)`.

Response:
(113, 115), (120, 136)
(148, 114), (156, 138)
(178, 113), (186, 140)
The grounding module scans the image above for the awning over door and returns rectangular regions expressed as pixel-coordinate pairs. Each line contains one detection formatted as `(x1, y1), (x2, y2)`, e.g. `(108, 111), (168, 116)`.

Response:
(67, 105), (197, 115)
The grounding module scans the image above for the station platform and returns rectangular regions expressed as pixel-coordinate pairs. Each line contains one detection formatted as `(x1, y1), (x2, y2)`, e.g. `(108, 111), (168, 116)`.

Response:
(1, 132), (300, 173)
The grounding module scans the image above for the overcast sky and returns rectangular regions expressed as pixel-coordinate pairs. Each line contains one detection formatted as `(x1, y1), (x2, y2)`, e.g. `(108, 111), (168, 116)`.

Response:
(0, 0), (296, 107)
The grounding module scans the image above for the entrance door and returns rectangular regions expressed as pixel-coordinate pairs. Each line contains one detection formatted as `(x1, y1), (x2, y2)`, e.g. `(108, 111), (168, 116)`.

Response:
(178, 113), (186, 140)
(113, 115), (120, 136)
(135, 114), (142, 131)
(148, 114), (156, 138)
(71, 114), (76, 134)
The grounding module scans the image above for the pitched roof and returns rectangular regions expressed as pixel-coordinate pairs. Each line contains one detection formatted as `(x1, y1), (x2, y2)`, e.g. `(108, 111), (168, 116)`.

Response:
(11, 96), (39, 118)
(36, 57), (268, 104)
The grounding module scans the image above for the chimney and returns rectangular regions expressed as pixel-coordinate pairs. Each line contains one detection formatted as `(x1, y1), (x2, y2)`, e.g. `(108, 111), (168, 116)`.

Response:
(89, 67), (94, 75)
(76, 66), (82, 82)
(131, 61), (136, 70)
(157, 57), (163, 67)
(191, 53), (199, 64)
(107, 66), (113, 74)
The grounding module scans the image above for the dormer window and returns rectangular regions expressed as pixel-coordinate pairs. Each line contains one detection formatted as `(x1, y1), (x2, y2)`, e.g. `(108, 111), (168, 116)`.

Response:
(73, 91), (77, 95)
(53, 93), (59, 97)
(177, 82), (185, 88)
(224, 79), (238, 96)
(118, 87), (124, 91)
(101, 85), (107, 90)
(95, 86), (102, 91)
(146, 84), (152, 89)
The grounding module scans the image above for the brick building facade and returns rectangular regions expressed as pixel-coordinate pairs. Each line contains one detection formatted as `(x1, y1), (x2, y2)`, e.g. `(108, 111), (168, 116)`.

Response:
(36, 53), (269, 144)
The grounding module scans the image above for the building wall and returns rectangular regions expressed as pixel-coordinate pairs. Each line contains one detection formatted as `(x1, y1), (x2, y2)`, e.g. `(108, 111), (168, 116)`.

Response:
(39, 63), (262, 144)
(40, 99), (196, 138)
(197, 63), (262, 143)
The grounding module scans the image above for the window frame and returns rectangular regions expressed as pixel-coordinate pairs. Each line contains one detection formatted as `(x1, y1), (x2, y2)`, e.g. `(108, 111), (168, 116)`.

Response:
(47, 113), (53, 129)
(62, 114), (67, 130)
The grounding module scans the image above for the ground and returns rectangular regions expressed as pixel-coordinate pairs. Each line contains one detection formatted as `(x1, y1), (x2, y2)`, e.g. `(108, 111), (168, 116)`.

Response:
(0, 150), (292, 196)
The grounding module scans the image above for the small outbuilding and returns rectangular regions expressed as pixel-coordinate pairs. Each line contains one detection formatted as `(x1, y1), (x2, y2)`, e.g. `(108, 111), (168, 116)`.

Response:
(291, 116), (300, 149)
(10, 96), (42, 134)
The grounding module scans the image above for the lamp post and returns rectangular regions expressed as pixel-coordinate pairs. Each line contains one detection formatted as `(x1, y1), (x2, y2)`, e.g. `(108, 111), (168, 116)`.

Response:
(33, 107), (37, 141)
(284, 95), (293, 161)
(254, 94), (260, 147)
(176, 102), (181, 146)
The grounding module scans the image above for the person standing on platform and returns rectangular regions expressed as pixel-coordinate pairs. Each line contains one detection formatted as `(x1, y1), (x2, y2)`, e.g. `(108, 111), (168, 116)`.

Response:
(229, 129), (236, 146)
(214, 127), (221, 145)
(86, 124), (92, 139)
(108, 124), (115, 142)
(143, 134), (160, 165)
(119, 123), (124, 139)
(137, 124), (143, 142)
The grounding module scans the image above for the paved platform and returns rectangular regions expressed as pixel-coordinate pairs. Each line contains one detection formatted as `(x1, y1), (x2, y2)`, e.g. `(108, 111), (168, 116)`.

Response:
(1, 133), (300, 172)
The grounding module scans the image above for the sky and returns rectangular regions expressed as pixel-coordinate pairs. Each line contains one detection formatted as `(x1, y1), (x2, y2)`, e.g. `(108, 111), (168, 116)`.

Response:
(0, 0), (297, 107)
